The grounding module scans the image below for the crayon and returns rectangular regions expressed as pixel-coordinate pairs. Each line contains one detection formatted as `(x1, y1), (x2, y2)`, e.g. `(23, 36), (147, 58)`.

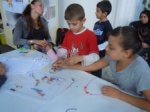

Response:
(10, 88), (16, 91)
(31, 88), (42, 92)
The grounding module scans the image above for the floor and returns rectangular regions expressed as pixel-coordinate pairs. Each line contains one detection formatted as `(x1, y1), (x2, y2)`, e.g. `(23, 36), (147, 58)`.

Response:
(0, 44), (15, 54)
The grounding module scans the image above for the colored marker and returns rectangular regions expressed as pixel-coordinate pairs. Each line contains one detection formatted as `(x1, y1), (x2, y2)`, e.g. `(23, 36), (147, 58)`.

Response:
(10, 88), (16, 91)
(31, 88), (42, 92)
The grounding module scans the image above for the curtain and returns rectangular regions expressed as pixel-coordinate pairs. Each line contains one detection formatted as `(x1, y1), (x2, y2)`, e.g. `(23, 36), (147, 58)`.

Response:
(113, 0), (144, 28)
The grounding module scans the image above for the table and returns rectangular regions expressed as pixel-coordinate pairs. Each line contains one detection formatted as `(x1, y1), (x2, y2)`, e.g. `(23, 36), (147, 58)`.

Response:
(0, 49), (145, 112)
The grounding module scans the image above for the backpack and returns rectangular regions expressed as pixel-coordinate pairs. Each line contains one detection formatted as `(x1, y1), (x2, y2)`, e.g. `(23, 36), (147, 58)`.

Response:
(55, 28), (68, 46)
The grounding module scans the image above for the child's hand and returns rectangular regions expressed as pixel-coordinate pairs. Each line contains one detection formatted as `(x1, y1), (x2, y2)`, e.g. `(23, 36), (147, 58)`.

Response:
(0, 62), (6, 76)
(45, 43), (52, 51)
(64, 56), (82, 65)
(51, 58), (64, 71)
(101, 86), (122, 99)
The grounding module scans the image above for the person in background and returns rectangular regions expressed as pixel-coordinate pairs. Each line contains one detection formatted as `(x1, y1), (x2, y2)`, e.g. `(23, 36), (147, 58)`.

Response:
(92, 0), (113, 78)
(46, 3), (99, 71)
(58, 26), (150, 111)
(13, 0), (52, 49)
(130, 10), (150, 29)
(138, 27), (150, 66)
(0, 62), (7, 87)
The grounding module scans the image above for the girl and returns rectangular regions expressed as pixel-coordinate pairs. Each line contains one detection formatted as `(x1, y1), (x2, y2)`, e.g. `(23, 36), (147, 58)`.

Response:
(58, 26), (150, 111)
(13, 0), (52, 48)
(130, 10), (150, 29)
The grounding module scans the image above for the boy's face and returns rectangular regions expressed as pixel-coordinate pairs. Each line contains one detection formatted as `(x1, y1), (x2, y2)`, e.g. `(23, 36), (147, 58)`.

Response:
(66, 18), (86, 33)
(140, 13), (149, 24)
(95, 8), (104, 19)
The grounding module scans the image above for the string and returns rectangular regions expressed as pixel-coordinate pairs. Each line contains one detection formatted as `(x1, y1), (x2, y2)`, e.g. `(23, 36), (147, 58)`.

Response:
(84, 78), (101, 96)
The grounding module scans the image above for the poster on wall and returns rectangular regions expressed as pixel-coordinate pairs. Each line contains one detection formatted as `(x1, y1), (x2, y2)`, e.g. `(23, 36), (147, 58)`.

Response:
(2, 0), (30, 28)
(42, 0), (56, 29)
(2, 0), (56, 29)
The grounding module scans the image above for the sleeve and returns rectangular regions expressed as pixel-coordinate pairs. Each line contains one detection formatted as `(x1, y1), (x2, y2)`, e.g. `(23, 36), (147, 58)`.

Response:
(136, 69), (150, 94)
(47, 49), (58, 62)
(13, 17), (28, 45)
(57, 48), (68, 59)
(87, 31), (99, 54)
(82, 53), (99, 66)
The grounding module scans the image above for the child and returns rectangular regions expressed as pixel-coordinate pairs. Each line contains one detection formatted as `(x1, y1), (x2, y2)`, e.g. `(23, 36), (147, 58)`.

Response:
(92, 0), (113, 77)
(58, 26), (150, 111)
(47, 3), (99, 70)
(0, 62), (7, 87)
(130, 10), (150, 29)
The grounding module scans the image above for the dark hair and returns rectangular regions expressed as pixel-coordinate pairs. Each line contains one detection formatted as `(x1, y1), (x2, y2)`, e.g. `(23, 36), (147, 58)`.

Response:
(138, 27), (150, 45)
(64, 3), (85, 21)
(22, 0), (45, 30)
(109, 26), (142, 55)
(97, 0), (112, 15)
(139, 10), (150, 21)
(56, 28), (69, 46)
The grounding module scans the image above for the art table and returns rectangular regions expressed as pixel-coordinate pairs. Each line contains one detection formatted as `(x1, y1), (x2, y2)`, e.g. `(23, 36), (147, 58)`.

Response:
(0, 49), (145, 112)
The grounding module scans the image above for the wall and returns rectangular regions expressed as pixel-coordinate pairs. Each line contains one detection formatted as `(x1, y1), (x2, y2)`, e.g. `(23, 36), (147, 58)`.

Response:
(0, 0), (58, 49)
(58, 0), (143, 29)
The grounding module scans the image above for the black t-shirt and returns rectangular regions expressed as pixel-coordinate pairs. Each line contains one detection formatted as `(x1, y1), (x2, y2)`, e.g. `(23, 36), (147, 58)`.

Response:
(93, 20), (112, 44)
(27, 28), (47, 40)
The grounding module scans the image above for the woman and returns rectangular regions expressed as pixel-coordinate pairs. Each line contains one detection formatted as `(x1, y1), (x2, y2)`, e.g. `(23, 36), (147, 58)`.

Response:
(13, 0), (52, 48)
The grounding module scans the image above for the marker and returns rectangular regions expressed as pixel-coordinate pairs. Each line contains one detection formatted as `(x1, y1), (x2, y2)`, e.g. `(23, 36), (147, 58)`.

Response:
(31, 88), (42, 92)
(10, 88), (16, 91)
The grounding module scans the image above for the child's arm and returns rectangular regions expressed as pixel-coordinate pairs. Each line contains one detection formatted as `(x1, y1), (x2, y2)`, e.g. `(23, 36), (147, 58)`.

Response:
(58, 56), (109, 71)
(63, 53), (99, 66)
(102, 86), (150, 111)
(0, 62), (6, 76)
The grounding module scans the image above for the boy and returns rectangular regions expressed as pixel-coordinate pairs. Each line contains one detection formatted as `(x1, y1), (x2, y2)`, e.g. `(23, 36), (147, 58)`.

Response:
(92, 0), (112, 77)
(46, 3), (99, 70)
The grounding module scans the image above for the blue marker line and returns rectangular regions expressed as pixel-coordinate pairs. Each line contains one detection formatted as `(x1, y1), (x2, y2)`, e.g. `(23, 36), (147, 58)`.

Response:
(31, 88), (42, 92)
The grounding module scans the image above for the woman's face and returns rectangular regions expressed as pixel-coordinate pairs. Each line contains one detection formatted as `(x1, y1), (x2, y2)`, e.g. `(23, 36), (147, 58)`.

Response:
(31, 1), (44, 16)
(140, 13), (149, 24)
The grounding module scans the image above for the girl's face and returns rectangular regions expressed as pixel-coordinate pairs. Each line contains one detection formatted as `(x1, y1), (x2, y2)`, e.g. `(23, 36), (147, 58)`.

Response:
(140, 13), (149, 24)
(105, 35), (127, 60)
(66, 18), (86, 33)
(31, 1), (44, 16)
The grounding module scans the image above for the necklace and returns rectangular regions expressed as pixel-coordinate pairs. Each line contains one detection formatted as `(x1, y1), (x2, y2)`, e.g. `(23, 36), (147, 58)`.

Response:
(84, 78), (101, 96)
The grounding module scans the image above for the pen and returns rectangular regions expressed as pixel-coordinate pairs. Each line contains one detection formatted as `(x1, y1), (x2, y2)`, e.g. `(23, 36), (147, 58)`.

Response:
(10, 88), (16, 91)
(31, 88), (42, 92)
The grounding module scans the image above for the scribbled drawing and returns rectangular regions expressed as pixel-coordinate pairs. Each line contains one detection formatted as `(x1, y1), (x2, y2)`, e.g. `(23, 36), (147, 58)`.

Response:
(66, 78), (75, 89)
(66, 108), (77, 112)
(3, 71), (66, 101)
(83, 78), (101, 96)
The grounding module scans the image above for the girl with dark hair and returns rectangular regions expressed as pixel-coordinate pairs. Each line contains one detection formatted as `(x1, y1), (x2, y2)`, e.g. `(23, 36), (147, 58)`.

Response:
(58, 26), (150, 111)
(13, 0), (52, 49)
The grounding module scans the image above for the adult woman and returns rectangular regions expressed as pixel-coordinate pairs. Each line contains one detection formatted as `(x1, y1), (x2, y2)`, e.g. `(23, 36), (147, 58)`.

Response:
(13, 0), (52, 48)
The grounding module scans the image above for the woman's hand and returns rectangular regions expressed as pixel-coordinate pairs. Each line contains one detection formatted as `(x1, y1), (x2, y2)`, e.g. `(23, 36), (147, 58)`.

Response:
(34, 40), (48, 47)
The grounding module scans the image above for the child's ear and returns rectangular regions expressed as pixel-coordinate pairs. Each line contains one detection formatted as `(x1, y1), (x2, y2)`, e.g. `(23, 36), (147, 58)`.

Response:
(124, 49), (133, 58)
(103, 12), (108, 17)
(82, 18), (86, 24)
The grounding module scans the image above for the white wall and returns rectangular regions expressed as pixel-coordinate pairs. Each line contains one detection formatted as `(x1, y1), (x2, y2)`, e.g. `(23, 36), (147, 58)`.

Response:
(58, 0), (144, 30)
